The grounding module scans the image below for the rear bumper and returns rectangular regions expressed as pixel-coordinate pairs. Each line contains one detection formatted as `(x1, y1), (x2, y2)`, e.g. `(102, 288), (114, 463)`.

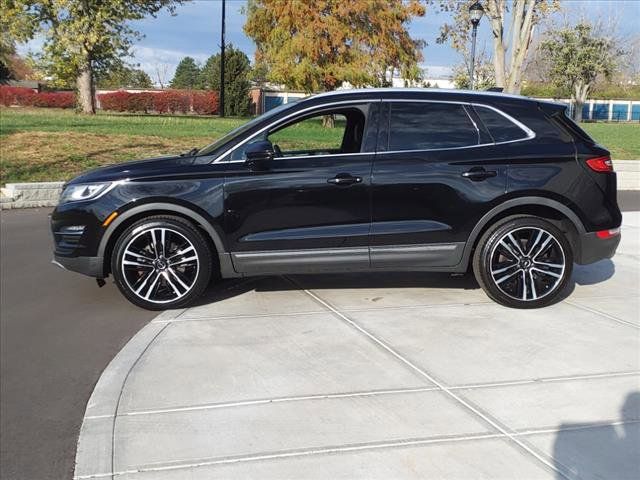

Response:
(575, 231), (620, 265)
(53, 254), (104, 278)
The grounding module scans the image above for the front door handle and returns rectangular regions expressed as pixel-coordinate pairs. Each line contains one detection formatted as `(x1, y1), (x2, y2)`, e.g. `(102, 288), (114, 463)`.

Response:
(461, 167), (497, 181)
(327, 173), (362, 186)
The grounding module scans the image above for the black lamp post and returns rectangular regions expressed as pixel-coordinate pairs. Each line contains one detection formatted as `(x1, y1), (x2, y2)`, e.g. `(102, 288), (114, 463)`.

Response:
(468, 1), (484, 90)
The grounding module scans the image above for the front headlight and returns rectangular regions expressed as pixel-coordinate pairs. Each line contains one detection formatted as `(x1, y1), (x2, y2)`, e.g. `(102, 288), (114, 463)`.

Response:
(59, 183), (111, 204)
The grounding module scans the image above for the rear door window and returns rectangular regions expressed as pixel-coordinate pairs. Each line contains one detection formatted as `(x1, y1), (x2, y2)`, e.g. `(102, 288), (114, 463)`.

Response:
(388, 102), (479, 151)
(474, 105), (530, 143)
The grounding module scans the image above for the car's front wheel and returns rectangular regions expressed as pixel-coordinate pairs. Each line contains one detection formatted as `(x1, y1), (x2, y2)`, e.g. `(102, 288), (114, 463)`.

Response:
(473, 216), (573, 309)
(111, 215), (212, 310)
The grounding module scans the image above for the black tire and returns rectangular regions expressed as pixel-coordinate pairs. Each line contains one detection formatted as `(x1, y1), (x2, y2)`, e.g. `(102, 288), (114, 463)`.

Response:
(473, 215), (573, 309)
(111, 215), (212, 310)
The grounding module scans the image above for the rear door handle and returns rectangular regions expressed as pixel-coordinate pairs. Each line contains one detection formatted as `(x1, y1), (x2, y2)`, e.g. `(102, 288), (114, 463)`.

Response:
(327, 174), (362, 186)
(462, 167), (497, 181)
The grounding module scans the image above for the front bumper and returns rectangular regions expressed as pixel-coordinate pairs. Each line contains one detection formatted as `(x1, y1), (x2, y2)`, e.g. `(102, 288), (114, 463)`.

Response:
(53, 254), (105, 278)
(575, 231), (621, 265)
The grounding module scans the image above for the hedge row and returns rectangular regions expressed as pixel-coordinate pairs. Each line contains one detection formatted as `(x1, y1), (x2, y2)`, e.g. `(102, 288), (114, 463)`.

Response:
(0, 86), (75, 108)
(97, 90), (219, 114)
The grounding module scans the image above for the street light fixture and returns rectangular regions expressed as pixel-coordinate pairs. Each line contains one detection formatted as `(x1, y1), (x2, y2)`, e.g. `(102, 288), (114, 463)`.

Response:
(468, 1), (484, 90)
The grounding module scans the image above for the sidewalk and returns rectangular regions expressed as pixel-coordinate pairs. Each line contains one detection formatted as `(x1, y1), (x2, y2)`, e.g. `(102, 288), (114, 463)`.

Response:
(75, 213), (640, 479)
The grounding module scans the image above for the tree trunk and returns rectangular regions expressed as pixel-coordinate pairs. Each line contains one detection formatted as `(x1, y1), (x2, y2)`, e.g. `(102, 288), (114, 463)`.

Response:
(504, 0), (536, 94)
(322, 114), (335, 128)
(77, 60), (95, 114)
(573, 81), (590, 123)
(486, 0), (537, 94)
(491, 22), (506, 89)
(573, 100), (584, 122)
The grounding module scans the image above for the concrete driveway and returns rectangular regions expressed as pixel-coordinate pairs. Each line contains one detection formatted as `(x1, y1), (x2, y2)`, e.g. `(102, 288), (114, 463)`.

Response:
(75, 213), (640, 480)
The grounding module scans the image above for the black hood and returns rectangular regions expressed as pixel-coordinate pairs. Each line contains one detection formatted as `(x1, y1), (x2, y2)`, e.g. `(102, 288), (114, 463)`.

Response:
(67, 155), (196, 185)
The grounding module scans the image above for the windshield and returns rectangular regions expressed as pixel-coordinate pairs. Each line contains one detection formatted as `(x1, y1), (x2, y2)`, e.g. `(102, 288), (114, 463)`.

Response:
(197, 102), (296, 156)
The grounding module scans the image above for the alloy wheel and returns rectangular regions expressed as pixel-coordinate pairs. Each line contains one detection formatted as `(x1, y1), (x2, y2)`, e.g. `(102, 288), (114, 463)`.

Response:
(489, 226), (566, 302)
(121, 227), (200, 304)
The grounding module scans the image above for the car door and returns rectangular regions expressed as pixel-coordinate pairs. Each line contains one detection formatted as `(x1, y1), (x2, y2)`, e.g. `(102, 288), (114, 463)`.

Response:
(223, 102), (378, 274)
(370, 100), (508, 269)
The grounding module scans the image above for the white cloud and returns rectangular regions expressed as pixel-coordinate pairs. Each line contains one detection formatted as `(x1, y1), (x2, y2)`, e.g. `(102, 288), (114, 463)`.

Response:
(15, 36), (45, 56)
(420, 65), (453, 79)
(130, 45), (209, 85)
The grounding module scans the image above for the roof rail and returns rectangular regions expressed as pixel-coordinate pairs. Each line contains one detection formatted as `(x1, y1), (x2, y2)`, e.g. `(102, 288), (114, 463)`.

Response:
(486, 87), (504, 92)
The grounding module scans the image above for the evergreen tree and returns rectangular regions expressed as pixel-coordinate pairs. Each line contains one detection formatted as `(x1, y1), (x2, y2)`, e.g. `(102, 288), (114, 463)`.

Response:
(170, 57), (201, 89)
(199, 46), (250, 116)
(97, 66), (153, 89)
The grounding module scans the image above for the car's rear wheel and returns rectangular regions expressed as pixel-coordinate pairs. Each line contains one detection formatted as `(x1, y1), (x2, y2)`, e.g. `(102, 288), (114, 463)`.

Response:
(473, 216), (573, 308)
(111, 215), (212, 310)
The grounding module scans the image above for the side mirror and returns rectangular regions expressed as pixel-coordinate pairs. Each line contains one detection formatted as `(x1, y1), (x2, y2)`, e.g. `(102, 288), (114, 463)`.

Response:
(245, 140), (275, 164)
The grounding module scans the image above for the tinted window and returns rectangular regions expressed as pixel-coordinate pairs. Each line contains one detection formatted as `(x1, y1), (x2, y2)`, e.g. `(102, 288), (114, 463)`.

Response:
(388, 102), (478, 151)
(198, 101), (293, 156)
(230, 106), (366, 160)
(269, 114), (348, 154)
(474, 106), (528, 143)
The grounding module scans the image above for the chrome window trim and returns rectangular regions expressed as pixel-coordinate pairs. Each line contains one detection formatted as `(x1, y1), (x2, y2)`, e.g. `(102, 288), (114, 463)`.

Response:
(253, 152), (372, 162)
(462, 104), (482, 145)
(471, 103), (536, 142)
(214, 100), (376, 164)
(214, 97), (536, 163)
(310, 87), (533, 102)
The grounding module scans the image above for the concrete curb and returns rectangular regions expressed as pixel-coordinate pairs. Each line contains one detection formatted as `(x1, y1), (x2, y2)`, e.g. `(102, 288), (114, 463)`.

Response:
(1, 181), (64, 209)
(73, 309), (183, 479)
(614, 161), (640, 190)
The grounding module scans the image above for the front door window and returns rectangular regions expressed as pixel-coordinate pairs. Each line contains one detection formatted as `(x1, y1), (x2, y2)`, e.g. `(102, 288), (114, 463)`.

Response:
(229, 106), (367, 161)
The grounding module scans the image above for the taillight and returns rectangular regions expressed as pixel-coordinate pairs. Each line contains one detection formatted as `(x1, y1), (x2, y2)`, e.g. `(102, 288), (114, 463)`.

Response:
(586, 155), (613, 172)
(596, 227), (620, 239)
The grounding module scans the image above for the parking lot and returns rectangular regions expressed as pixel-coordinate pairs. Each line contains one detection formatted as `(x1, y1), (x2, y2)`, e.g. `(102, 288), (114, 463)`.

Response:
(74, 212), (639, 479)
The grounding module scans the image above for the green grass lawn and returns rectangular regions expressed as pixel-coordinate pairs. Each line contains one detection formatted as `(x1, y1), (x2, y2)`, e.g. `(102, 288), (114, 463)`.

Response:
(0, 107), (247, 138)
(1, 107), (638, 184)
(581, 123), (640, 161)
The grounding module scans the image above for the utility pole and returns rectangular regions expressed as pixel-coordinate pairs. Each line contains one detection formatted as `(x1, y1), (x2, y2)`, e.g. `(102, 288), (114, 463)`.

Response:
(219, 0), (226, 117)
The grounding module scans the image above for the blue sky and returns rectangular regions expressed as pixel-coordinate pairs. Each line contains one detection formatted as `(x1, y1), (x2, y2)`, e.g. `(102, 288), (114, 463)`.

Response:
(18, 0), (640, 83)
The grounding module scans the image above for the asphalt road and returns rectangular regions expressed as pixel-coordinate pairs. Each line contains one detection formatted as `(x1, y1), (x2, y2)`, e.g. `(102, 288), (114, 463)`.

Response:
(1, 189), (639, 480)
(0, 208), (156, 480)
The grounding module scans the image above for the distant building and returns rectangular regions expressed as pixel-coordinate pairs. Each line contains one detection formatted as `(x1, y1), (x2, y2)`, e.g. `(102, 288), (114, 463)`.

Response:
(251, 67), (455, 114)
(4, 80), (43, 92)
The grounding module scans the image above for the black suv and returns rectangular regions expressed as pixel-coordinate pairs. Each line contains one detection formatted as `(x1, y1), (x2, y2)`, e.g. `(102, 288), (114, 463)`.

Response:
(51, 89), (621, 310)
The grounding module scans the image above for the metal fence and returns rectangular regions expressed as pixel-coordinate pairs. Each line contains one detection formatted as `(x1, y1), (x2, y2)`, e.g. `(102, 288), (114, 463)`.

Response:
(547, 99), (640, 122)
(259, 90), (640, 122)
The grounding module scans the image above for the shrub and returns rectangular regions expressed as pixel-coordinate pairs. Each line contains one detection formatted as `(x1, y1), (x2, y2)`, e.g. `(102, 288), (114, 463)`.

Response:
(98, 91), (155, 113)
(191, 90), (219, 115)
(1, 86), (34, 106)
(128, 92), (154, 113)
(97, 91), (130, 112)
(97, 89), (219, 115)
(0, 86), (75, 108)
(32, 92), (75, 108)
(153, 90), (190, 114)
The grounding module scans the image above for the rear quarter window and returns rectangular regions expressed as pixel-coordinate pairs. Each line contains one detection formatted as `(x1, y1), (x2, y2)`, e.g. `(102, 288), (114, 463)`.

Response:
(474, 105), (530, 143)
(553, 110), (596, 144)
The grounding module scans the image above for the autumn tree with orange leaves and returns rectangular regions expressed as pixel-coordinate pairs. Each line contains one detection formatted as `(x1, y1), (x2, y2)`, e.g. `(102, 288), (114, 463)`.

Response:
(244, 0), (426, 93)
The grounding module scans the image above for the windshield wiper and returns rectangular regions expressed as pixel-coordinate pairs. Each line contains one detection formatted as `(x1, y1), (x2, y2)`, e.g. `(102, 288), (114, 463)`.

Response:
(180, 147), (200, 157)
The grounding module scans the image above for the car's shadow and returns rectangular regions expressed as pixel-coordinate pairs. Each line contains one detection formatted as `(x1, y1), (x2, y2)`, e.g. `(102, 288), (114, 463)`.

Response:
(192, 271), (481, 308)
(192, 259), (616, 308)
